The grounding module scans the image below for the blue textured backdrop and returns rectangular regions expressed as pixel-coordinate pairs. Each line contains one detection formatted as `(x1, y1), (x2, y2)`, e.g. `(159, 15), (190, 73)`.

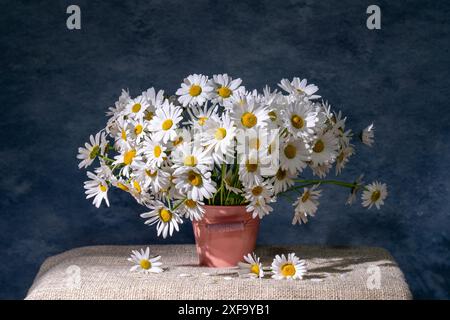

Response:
(1, 0), (449, 299)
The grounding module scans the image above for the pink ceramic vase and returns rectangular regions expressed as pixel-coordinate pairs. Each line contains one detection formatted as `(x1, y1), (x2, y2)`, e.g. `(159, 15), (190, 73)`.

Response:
(192, 205), (260, 267)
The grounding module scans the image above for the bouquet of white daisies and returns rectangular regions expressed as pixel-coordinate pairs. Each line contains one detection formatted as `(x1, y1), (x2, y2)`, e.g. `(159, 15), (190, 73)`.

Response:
(78, 74), (387, 238)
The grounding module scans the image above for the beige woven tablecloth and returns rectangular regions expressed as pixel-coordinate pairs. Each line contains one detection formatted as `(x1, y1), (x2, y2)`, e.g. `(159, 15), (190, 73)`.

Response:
(26, 244), (411, 300)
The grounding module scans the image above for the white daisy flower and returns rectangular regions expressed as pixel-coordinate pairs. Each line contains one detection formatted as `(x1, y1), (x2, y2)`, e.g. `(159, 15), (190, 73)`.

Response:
(110, 116), (132, 151)
(278, 77), (320, 100)
(280, 138), (310, 175)
(244, 182), (273, 205)
(128, 179), (153, 206)
(142, 87), (165, 110)
(335, 145), (354, 175)
(293, 184), (322, 216)
(224, 169), (243, 194)
(237, 253), (264, 278)
(203, 113), (237, 164)
(170, 128), (194, 149)
(113, 147), (141, 177)
(172, 143), (213, 174)
(269, 168), (296, 194)
(106, 89), (130, 119)
(176, 74), (213, 107)
(140, 200), (183, 238)
(77, 131), (107, 169)
(185, 103), (219, 130)
(126, 94), (149, 118)
(266, 94), (288, 129)
(310, 130), (339, 166)
(148, 100), (183, 143)
(111, 178), (131, 193)
(246, 199), (273, 219)
(310, 162), (332, 178)
(231, 97), (270, 131)
(143, 138), (167, 168)
(173, 168), (217, 201)
(178, 198), (205, 221)
(361, 181), (387, 209)
(129, 117), (147, 143)
(226, 86), (249, 111)
(361, 123), (375, 147)
(84, 171), (110, 208)
(238, 151), (265, 187)
(271, 253), (307, 280)
(128, 247), (163, 273)
(211, 74), (243, 106)
(282, 100), (318, 138)
(94, 160), (114, 181)
(131, 162), (171, 193)
(292, 212), (309, 225)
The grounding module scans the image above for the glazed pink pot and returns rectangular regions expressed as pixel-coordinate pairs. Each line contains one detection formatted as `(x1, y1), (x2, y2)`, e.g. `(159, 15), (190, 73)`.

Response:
(192, 205), (260, 267)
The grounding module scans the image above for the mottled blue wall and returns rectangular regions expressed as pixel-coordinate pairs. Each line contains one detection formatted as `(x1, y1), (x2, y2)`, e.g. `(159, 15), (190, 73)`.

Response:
(1, 0), (449, 299)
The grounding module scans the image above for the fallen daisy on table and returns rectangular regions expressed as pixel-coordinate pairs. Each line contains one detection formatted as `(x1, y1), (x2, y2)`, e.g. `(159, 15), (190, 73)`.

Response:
(271, 253), (307, 280)
(128, 247), (163, 274)
(237, 252), (264, 278)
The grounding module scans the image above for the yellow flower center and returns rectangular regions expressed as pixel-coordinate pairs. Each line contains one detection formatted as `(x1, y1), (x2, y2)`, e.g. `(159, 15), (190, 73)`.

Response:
(245, 160), (258, 173)
(198, 117), (208, 126)
(250, 264), (260, 275)
(89, 145), (100, 159)
(159, 208), (172, 222)
(268, 111), (277, 121)
(281, 263), (296, 277)
(296, 88), (304, 94)
(121, 129), (127, 141)
(145, 169), (157, 177)
(154, 145), (162, 158)
(313, 140), (325, 153)
(144, 111), (154, 121)
(291, 114), (304, 129)
(132, 103), (141, 113)
(162, 119), (173, 131)
(284, 144), (297, 159)
(251, 186), (263, 196)
(187, 171), (202, 186)
(189, 85), (202, 97)
(99, 184), (107, 192)
(139, 259), (151, 270)
(123, 149), (136, 165)
(173, 136), (184, 146)
(133, 180), (142, 193)
(184, 155), (198, 167)
(116, 182), (129, 191)
(185, 199), (197, 208)
(276, 169), (286, 180)
(134, 124), (143, 135)
(215, 128), (227, 140)
(301, 191), (310, 203)
(217, 86), (232, 98)
(371, 190), (381, 202)
(241, 112), (257, 128)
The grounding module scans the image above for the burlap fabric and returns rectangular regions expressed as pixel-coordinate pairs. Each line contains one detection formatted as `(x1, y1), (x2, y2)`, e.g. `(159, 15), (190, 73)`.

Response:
(26, 244), (412, 300)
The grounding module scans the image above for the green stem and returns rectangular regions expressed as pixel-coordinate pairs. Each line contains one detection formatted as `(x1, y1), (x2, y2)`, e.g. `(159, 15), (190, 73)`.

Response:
(281, 179), (357, 195)
(99, 154), (115, 164)
(172, 198), (186, 211)
(294, 179), (357, 189)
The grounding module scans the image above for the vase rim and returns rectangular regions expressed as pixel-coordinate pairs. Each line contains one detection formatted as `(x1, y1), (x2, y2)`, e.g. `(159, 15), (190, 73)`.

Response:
(203, 204), (247, 209)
